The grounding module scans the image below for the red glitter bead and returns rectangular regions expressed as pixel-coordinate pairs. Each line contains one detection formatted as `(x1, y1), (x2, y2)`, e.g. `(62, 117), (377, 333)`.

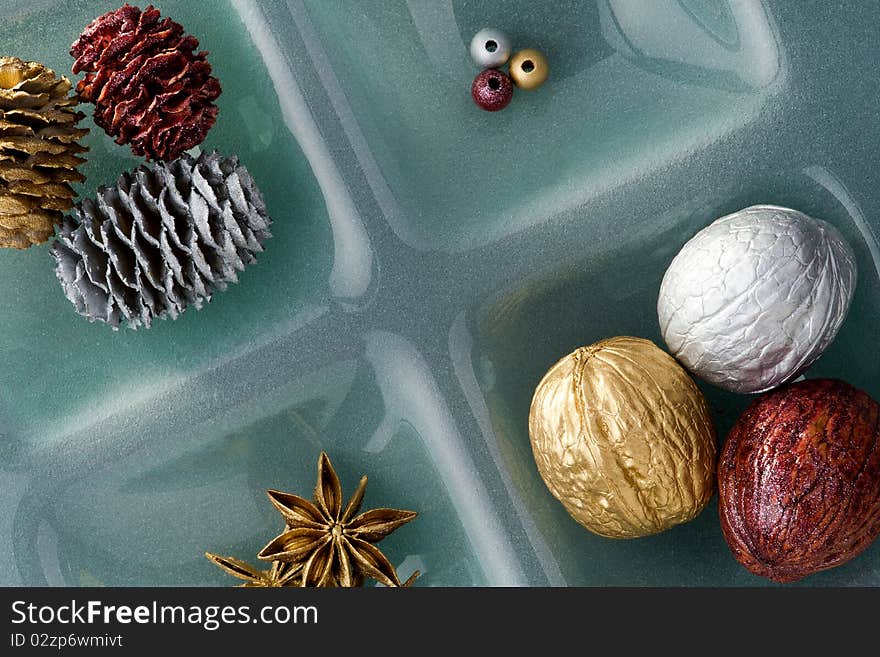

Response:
(471, 69), (513, 112)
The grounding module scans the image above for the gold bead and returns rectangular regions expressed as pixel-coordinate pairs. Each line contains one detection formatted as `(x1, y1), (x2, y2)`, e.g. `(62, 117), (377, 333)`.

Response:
(509, 48), (548, 90)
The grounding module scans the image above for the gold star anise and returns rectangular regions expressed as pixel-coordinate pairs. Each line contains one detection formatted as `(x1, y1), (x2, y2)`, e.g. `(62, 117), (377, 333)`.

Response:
(205, 553), (301, 587)
(257, 452), (418, 587)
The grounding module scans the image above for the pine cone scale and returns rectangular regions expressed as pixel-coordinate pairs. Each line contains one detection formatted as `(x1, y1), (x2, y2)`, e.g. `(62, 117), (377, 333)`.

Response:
(0, 90), (49, 109)
(151, 169), (212, 290)
(3, 135), (80, 155)
(71, 6), (141, 70)
(52, 241), (86, 312)
(1, 210), (54, 229)
(35, 128), (89, 144)
(6, 180), (74, 199)
(132, 232), (166, 297)
(7, 108), (79, 127)
(0, 120), (29, 135)
(0, 194), (34, 214)
(26, 152), (86, 170)
(73, 227), (109, 294)
(156, 235), (186, 296)
(98, 32), (142, 66)
(222, 203), (254, 257)
(106, 273), (135, 325)
(104, 230), (137, 290)
(0, 163), (55, 184)
(80, 215), (143, 326)
(35, 196), (75, 212)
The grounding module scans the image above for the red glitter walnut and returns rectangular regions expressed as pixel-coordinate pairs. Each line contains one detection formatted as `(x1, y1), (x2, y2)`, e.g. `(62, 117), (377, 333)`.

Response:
(70, 3), (221, 161)
(718, 379), (880, 583)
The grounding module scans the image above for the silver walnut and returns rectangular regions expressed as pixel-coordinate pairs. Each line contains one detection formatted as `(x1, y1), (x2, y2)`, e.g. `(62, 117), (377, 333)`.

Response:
(657, 205), (857, 394)
(469, 28), (511, 69)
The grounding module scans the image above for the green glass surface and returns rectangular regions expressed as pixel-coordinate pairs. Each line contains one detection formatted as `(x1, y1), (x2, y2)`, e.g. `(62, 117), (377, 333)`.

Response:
(1, 0), (878, 586)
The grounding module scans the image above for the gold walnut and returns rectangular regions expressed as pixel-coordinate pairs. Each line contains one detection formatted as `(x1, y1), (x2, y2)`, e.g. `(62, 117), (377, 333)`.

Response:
(528, 336), (717, 538)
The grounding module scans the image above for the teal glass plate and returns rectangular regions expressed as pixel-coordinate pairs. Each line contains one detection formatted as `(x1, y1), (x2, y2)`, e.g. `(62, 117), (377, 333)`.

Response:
(1, 0), (878, 586)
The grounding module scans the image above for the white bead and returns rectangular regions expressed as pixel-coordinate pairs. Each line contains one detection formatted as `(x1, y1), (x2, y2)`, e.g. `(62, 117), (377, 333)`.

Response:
(657, 205), (857, 394)
(469, 28), (511, 68)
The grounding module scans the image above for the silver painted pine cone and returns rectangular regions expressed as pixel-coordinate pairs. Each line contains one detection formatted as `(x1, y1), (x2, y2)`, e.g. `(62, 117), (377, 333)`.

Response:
(51, 151), (271, 329)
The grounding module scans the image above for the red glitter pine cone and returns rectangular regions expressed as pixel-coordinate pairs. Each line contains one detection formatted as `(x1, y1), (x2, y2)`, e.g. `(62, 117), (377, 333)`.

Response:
(718, 379), (880, 583)
(70, 3), (221, 161)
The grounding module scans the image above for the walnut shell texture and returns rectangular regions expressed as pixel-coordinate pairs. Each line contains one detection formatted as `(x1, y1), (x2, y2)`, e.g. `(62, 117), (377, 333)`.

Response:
(70, 4), (221, 161)
(718, 379), (880, 582)
(658, 205), (857, 394)
(528, 336), (717, 539)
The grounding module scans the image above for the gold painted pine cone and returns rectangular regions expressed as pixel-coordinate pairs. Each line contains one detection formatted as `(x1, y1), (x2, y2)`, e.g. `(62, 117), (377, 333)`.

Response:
(529, 336), (717, 538)
(0, 56), (88, 249)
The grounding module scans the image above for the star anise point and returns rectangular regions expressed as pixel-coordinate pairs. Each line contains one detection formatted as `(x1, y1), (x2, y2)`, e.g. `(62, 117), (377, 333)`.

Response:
(260, 452), (417, 587)
(205, 552), (302, 587)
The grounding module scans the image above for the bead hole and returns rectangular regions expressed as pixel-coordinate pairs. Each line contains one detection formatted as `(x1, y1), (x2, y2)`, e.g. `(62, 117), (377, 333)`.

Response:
(488, 77), (501, 90)
(485, 40), (498, 53)
(521, 60), (535, 73)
